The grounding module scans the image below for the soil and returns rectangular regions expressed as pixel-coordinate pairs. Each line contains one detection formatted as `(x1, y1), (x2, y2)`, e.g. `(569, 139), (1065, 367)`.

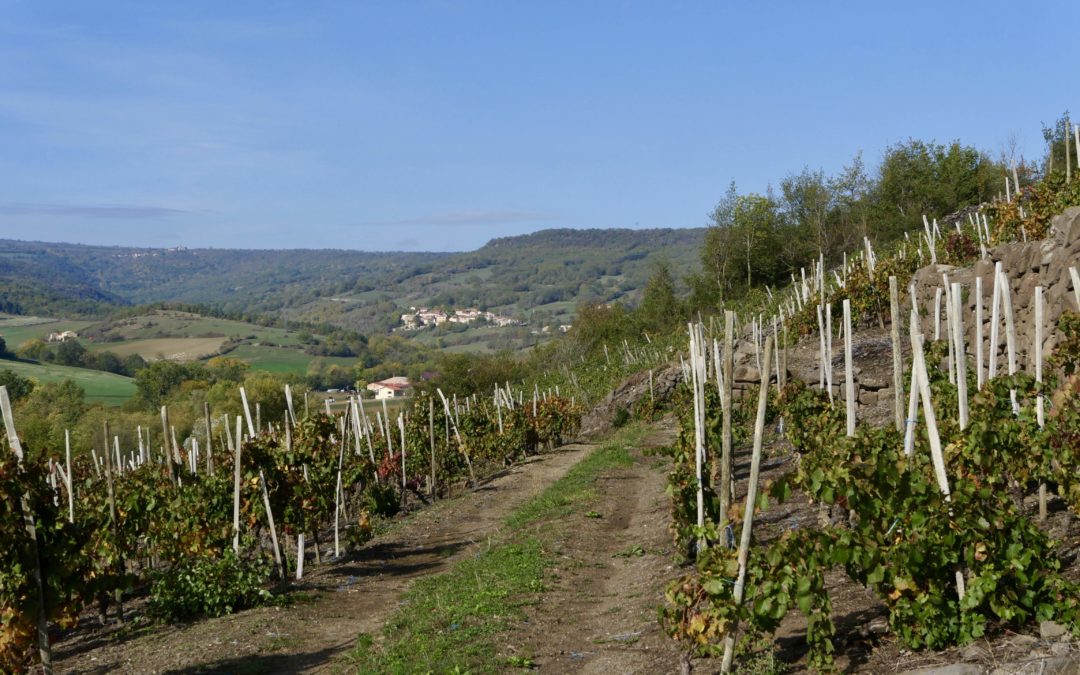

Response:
(53, 442), (599, 674)
(502, 420), (688, 674)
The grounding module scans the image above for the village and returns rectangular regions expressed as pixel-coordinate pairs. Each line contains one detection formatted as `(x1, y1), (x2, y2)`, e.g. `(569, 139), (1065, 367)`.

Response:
(397, 306), (523, 330)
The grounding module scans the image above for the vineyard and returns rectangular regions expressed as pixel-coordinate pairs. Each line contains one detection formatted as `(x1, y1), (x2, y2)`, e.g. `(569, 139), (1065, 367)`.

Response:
(0, 379), (584, 672)
(659, 185), (1080, 670)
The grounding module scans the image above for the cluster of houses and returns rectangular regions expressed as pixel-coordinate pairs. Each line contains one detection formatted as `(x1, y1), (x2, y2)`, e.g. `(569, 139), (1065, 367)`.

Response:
(399, 307), (522, 331)
(47, 330), (79, 343)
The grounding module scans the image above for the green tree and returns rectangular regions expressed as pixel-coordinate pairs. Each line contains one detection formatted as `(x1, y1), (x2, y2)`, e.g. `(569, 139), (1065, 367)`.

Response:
(780, 167), (834, 260)
(54, 339), (87, 367)
(636, 259), (683, 332)
(135, 360), (199, 408)
(0, 369), (34, 401)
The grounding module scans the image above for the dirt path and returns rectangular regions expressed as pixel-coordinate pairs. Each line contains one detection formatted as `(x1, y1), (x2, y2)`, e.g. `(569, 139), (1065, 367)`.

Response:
(54, 442), (599, 674)
(506, 421), (688, 674)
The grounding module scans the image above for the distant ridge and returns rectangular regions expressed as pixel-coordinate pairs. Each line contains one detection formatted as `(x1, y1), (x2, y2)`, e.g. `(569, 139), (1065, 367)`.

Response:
(0, 226), (707, 333)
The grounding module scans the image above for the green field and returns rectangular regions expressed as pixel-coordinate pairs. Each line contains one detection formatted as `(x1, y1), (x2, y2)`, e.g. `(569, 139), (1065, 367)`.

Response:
(0, 315), (95, 349)
(89, 309), (304, 345)
(222, 344), (355, 374)
(0, 358), (135, 405)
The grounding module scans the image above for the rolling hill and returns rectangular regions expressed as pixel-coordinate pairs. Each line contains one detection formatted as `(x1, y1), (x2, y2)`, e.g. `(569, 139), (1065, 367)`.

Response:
(0, 228), (707, 345)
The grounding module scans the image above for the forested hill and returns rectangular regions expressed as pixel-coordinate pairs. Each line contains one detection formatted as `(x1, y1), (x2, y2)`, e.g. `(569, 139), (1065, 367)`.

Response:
(0, 227), (706, 332)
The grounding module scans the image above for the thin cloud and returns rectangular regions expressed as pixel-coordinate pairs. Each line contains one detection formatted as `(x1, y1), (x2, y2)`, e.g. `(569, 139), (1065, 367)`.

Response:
(0, 202), (193, 219)
(360, 209), (555, 227)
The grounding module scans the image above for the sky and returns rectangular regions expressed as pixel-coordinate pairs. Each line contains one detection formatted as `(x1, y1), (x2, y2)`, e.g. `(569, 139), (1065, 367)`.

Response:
(0, 1), (1077, 252)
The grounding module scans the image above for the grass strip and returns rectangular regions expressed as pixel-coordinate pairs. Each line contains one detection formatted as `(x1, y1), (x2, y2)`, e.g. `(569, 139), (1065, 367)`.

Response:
(346, 423), (644, 674)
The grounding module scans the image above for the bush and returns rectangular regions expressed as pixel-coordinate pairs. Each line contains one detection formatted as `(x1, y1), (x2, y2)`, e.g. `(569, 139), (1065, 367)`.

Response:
(148, 549), (273, 621)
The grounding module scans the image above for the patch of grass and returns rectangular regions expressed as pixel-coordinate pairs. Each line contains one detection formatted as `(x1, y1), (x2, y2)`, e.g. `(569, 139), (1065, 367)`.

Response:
(615, 544), (645, 558)
(0, 358), (135, 405)
(347, 423), (644, 674)
(505, 423), (642, 530)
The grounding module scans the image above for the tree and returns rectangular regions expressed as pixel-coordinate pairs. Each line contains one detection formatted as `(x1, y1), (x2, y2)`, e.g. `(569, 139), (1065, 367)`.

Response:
(636, 259), (683, 332)
(134, 361), (198, 408)
(0, 369), (34, 401)
(780, 167), (834, 260)
(54, 339), (87, 367)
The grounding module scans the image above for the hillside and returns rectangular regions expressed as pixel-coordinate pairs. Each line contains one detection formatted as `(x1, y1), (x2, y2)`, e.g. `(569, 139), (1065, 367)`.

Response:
(0, 228), (706, 343)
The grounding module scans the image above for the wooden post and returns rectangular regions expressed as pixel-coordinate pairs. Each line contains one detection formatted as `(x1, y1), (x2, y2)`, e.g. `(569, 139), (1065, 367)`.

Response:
(688, 323), (706, 547)
(989, 262), (1003, 379)
(429, 396), (436, 497)
(160, 406), (176, 484)
(1000, 269), (1019, 412)
(398, 414), (407, 508)
(240, 387), (256, 438)
(285, 384), (297, 426)
(1, 387), (54, 674)
(1036, 286), (1047, 521)
(909, 312), (965, 599)
(933, 287), (943, 342)
(843, 299), (855, 437)
(720, 336), (772, 674)
(825, 303), (834, 402)
(817, 304), (827, 391)
(951, 283), (968, 430)
(975, 276), (984, 390)
(889, 276), (904, 431)
(296, 533), (305, 580)
(233, 416), (243, 554)
(203, 401), (214, 475)
(720, 311), (734, 540)
(334, 432), (345, 557)
(910, 313), (949, 495)
(259, 470), (284, 579)
(65, 429), (74, 523)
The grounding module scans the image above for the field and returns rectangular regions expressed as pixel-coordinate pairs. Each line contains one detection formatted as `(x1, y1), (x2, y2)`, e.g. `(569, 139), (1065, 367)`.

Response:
(87, 309), (303, 345)
(88, 337), (228, 362)
(0, 315), (95, 349)
(0, 358), (135, 405)
(221, 344), (355, 373)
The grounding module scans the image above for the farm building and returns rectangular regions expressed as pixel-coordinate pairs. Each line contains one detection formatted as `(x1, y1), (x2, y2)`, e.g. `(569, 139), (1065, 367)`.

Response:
(366, 376), (411, 399)
(47, 330), (79, 343)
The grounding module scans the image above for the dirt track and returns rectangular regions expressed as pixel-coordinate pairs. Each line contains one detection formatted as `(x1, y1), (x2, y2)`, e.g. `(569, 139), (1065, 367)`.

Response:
(54, 442), (602, 674)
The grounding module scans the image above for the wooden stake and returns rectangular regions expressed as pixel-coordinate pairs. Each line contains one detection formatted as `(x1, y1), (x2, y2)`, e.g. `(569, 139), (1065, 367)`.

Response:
(233, 416), (243, 554)
(889, 276), (904, 431)
(296, 533), (305, 580)
(65, 429), (74, 523)
(1035, 286), (1047, 521)
(975, 276), (984, 390)
(259, 470), (284, 579)
(429, 396), (436, 497)
(843, 299), (855, 436)
(720, 336), (773, 674)
(951, 283), (968, 430)
(720, 310), (734, 540)
(161, 406), (176, 485)
(989, 262), (1003, 379)
(239, 387), (256, 438)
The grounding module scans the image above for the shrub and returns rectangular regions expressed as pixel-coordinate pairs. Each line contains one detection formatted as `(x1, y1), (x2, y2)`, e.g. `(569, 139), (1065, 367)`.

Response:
(148, 549), (273, 621)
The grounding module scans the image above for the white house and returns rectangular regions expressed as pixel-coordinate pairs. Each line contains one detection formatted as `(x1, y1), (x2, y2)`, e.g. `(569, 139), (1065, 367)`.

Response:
(366, 376), (412, 399)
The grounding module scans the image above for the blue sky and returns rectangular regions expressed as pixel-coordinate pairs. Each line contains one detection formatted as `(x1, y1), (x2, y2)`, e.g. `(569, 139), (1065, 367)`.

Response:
(0, 1), (1076, 251)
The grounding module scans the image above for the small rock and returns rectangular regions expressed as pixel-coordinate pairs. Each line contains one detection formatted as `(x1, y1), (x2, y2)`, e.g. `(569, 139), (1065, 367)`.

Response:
(1050, 642), (1072, 657)
(1042, 620), (1069, 640)
(1041, 655), (1080, 674)
(960, 643), (989, 660)
(1007, 634), (1039, 648)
